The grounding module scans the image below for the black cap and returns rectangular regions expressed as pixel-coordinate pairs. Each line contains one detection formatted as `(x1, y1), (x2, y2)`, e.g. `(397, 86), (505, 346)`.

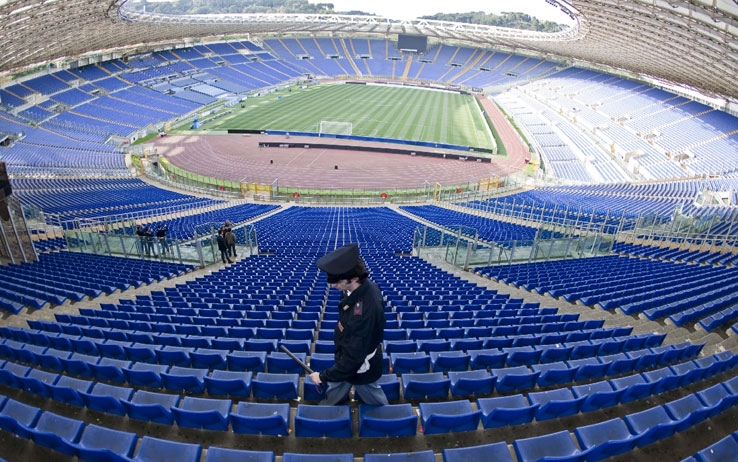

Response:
(317, 244), (359, 282)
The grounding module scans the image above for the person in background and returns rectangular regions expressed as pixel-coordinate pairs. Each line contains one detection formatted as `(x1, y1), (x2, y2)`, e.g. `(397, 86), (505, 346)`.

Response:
(216, 228), (232, 264)
(143, 226), (155, 257)
(156, 225), (169, 256)
(225, 227), (237, 259)
(309, 243), (388, 406)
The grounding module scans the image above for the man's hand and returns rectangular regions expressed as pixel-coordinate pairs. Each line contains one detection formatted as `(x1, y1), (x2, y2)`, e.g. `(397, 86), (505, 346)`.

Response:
(309, 371), (322, 385)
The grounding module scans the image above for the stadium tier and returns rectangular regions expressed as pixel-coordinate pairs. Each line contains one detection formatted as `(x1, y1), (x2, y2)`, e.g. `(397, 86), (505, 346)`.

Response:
(2, 7), (738, 461)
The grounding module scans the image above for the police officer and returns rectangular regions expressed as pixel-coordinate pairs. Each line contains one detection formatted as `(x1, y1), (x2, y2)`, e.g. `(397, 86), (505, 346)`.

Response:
(309, 243), (388, 405)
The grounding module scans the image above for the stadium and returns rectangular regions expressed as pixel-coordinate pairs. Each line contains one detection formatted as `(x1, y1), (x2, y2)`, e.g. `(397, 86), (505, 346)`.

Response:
(0, 0), (738, 460)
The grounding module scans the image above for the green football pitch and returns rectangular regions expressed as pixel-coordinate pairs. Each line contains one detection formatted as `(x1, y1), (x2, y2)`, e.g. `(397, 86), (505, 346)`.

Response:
(198, 83), (497, 149)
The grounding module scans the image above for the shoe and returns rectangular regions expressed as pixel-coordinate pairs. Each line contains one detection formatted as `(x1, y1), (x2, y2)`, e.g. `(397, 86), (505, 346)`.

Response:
(228, 260), (233, 263)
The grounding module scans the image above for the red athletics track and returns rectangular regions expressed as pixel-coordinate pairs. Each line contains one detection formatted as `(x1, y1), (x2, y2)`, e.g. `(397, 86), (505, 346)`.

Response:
(154, 100), (528, 190)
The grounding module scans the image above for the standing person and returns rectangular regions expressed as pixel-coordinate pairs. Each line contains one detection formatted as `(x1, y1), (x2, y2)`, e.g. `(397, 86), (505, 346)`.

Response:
(143, 226), (155, 257)
(223, 220), (232, 233)
(309, 243), (388, 406)
(225, 227), (237, 259)
(135, 224), (145, 256)
(156, 225), (169, 256)
(216, 228), (232, 264)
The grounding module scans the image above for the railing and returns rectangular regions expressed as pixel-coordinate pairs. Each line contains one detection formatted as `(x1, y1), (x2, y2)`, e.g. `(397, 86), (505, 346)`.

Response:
(413, 221), (614, 270)
(63, 217), (260, 267)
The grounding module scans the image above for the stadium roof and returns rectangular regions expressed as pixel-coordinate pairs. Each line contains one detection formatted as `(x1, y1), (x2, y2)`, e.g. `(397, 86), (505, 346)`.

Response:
(1, 0), (737, 102)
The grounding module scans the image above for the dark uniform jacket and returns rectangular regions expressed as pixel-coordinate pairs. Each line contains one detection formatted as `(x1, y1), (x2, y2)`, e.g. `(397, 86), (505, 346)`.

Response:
(216, 234), (227, 251)
(319, 279), (385, 385)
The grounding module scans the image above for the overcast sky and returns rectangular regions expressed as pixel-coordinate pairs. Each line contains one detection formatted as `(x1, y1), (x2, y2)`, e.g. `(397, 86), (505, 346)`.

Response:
(324, 0), (575, 23)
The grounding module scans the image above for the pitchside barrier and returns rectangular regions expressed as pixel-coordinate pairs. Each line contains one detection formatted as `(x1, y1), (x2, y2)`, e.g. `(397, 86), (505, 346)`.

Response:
(256, 141), (492, 163)
(228, 129), (495, 155)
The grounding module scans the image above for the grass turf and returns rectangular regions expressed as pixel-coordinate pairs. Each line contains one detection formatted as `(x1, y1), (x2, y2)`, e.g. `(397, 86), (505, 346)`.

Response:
(201, 83), (496, 149)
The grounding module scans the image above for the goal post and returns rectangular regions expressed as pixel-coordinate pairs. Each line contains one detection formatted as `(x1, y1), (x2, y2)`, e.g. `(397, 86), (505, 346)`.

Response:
(318, 121), (353, 137)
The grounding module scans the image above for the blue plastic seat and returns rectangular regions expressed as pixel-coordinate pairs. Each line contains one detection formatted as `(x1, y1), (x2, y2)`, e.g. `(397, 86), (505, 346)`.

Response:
(229, 402), (290, 436)
(468, 349), (507, 370)
(278, 340), (312, 355)
(514, 429), (585, 462)
(669, 361), (704, 386)
(294, 404), (352, 437)
(123, 343), (160, 363)
(448, 369), (495, 397)
(569, 341), (598, 360)
(664, 393), (711, 431)
(442, 441), (514, 462)
(376, 374), (401, 401)
(450, 338), (483, 352)
(123, 362), (169, 388)
(358, 403), (417, 437)
(365, 451), (435, 462)
(529, 387), (586, 421)
(477, 394), (538, 428)
(574, 417), (641, 461)
(430, 351), (470, 372)
(161, 366), (207, 393)
(37, 348), (73, 371)
(567, 357), (608, 381)
(122, 390), (180, 424)
(0, 362), (30, 388)
(133, 436), (202, 462)
(418, 339), (451, 353)
(156, 346), (193, 367)
(626, 349), (663, 370)
(81, 382), (134, 416)
(211, 338), (243, 351)
(204, 370), (253, 397)
(0, 398), (41, 439)
(504, 346), (542, 366)
(59, 352), (99, 378)
(226, 351), (267, 372)
(205, 446), (275, 462)
(190, 348), (227, 370)
(384, 340), (417, 354)
(642, 366), (683, 394)
(46, 375), (93, 407)
(696, 382), (736, 417)
(28, 411), (84, 456)
(418, 400), (481, 434)
(539, 344), (573, 363)
(172, 396), (232, 430)
(251, 372), (299, 399)
(571, 381), (624, 412)
(532, 361), (577, 387)
(267, 351), (307, 374)
(492, 366), (540, 393)
(308, 353), (334, 372)
(390, 352), (430, 373)
(600, 352), (637, 375)
(89, 357), (131, 383)
(693, 433), (738, 462)
(624, 405), (679, 447)
(402, 372), (450, 400)
(19, 368), (59, 398)
(70, 424), (138, 462)
(610, 374), (654, 403)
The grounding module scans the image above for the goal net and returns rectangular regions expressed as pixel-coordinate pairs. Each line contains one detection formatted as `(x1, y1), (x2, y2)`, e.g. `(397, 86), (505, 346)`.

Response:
(319, 121), (353, 137)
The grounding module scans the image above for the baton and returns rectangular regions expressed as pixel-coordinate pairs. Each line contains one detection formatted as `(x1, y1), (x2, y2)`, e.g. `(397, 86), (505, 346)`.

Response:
(279, 344), (315, 374)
